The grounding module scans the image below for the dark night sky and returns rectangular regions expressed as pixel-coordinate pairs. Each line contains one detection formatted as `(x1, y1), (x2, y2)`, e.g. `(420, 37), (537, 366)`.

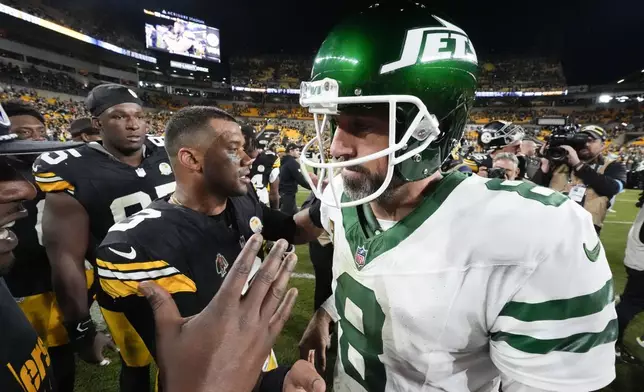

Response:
(75, 0), (644, 85)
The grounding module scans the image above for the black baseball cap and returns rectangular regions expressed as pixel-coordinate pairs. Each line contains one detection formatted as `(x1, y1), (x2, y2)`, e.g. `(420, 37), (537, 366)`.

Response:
(86, 84), (143, 117)
(286, 143), (300, 152)
(580, 125), (607, 141)
(69, 117), (98, 137)
(0, 103), (82, 155)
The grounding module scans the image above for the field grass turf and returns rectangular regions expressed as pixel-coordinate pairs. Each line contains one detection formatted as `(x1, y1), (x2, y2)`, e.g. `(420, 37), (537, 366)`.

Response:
(74, 189), (644, 391)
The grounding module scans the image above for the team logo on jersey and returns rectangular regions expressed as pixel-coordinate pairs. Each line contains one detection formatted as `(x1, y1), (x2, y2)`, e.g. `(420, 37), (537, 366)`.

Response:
(584, 241), (601, 262)
(216, 253), (229, 277)
(159, 162), (172, 175)
(135, 168), (147, 177)
(257, 165), (265, 173)
(355, 246), (368, 268)
(249, 216), (263, 233)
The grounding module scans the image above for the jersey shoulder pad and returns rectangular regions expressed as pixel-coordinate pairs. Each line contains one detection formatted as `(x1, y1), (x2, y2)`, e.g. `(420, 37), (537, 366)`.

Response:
(97, 204), (197, 299)
(32, 146), (87, 193)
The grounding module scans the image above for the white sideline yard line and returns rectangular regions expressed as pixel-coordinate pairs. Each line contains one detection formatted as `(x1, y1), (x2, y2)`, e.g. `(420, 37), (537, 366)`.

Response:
(604, 221), (633, 225)
(292, 272), (315, 280)
(615, 199), (638, 203)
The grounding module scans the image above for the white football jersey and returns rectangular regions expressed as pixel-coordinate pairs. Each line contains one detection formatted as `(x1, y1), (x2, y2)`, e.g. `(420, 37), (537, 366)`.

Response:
(624, 206), (644, 271)
(320, 172), (616, 392)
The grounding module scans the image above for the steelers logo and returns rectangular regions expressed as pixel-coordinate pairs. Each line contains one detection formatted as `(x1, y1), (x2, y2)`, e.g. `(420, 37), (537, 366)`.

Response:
(249, 216), (263, 234)
(159, 162), (172, 175)
(257, 165), (265, 173)
(480, 131), (493, 144)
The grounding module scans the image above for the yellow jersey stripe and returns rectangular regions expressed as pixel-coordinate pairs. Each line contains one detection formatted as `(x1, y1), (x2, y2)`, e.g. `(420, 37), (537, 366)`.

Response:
(97, 259), (168, 272)
(100, 274), (197, 299)
(36, 180), (75, 192)
(34, 172), (58, 178)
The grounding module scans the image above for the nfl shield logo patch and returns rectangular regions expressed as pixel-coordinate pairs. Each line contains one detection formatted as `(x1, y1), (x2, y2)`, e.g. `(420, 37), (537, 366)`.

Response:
(355, 246), (368, 268)
(215, 253), (229, 277)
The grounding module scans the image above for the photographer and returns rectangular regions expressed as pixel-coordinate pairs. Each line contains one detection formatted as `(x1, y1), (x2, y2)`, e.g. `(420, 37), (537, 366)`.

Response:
(489, 152), (520, 180)
(532, 125), (626, 234)
(475, 120), (525, 178)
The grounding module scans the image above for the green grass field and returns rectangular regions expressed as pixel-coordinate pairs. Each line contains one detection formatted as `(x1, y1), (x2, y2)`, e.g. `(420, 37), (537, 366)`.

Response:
(74, 189), (644, 391)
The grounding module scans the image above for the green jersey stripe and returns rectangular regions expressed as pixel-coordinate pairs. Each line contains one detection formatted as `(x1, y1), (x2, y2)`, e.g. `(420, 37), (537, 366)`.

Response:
(491, 318), (617, 354)
(499, 279), (613, 322)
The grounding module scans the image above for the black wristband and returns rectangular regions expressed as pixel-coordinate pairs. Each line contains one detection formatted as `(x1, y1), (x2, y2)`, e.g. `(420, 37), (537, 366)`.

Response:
(64, 316), (96, 349)
(308, 198), (323, 229)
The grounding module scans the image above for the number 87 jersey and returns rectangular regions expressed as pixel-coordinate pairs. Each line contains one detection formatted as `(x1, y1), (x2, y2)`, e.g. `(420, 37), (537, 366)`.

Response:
(32, 137), (176, 254)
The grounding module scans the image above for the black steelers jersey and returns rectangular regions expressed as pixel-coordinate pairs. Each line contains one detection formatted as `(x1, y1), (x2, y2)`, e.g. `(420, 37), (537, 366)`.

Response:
(0, 279), (53, 392)
(95, 190), (295, 358)
(32, 136), (176, 263)
(4, 190), (52, 298)
(250, 151), (280, 191)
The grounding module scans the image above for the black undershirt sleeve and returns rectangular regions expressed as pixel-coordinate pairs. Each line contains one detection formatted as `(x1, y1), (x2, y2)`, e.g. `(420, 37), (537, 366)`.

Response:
(260, 204), (296, 243)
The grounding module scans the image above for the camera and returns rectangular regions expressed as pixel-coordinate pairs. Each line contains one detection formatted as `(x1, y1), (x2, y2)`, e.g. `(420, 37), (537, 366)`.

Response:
(544, 125), (586, 162)
(488, 167), (507, 179)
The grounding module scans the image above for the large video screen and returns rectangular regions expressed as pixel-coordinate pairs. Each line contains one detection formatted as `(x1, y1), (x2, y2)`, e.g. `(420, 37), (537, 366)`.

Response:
(144, 9), (220, 63)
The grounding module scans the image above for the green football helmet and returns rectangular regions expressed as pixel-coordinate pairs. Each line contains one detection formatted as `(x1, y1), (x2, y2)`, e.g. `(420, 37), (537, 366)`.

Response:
(299, 2), (478, 207)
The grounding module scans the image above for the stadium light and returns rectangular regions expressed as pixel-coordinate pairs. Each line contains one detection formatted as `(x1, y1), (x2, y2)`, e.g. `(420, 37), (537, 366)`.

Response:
(617, 79), (625, 84)
(598, 94), (613, 103)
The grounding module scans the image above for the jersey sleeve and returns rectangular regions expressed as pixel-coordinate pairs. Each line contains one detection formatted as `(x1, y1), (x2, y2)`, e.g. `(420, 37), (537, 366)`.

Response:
(96, 241), (197, 302)
(32, 150), (78, 196)
(96, 232), (198, 358)
(489, 203), (616, 391)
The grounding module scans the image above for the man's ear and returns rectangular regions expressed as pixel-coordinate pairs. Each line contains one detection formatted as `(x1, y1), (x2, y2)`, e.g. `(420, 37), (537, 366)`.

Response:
(91, 117), (101, 130)
(177, 147), (202, 172)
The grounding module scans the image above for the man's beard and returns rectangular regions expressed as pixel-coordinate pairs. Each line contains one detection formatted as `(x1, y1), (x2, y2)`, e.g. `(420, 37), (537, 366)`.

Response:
(578, 149), (596, 161)
(342, 165), (405, 204)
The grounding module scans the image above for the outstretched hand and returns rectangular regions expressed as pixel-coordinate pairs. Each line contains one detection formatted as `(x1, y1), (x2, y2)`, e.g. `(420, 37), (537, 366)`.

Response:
(139, 235), (298, 392)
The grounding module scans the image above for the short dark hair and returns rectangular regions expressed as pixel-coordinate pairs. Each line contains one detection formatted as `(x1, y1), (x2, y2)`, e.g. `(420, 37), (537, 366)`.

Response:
(240, 124), (257, 152)
(3, 100), (45, 125)
(165, 106), (237, 160)
(286, 143), (299, 153)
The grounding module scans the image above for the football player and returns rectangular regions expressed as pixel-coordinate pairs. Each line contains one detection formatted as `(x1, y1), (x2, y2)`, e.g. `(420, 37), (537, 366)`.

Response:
(248, 131), (281, 209)
(68, 117), (101, 143)
(33, 84), (175, 392)
(297, 3), (617, 391)
(474, 120), (525, 177)
(0, 102), (82, 392)
(3, 101), (89, 391)
(94, 106), (323, 391)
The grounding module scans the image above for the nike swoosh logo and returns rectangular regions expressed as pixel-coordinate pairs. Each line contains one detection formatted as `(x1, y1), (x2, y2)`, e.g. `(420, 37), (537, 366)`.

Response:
(76, 324), (88, 333)
(109, 246), (137, 260)
(583, 241), (601, 262)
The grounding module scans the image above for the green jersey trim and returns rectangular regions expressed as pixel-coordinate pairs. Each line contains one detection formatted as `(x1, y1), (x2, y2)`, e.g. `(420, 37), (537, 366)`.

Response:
(491, 318), (617, 354)
(341, 171), (468, 270)
(499, 279), (613, 322)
